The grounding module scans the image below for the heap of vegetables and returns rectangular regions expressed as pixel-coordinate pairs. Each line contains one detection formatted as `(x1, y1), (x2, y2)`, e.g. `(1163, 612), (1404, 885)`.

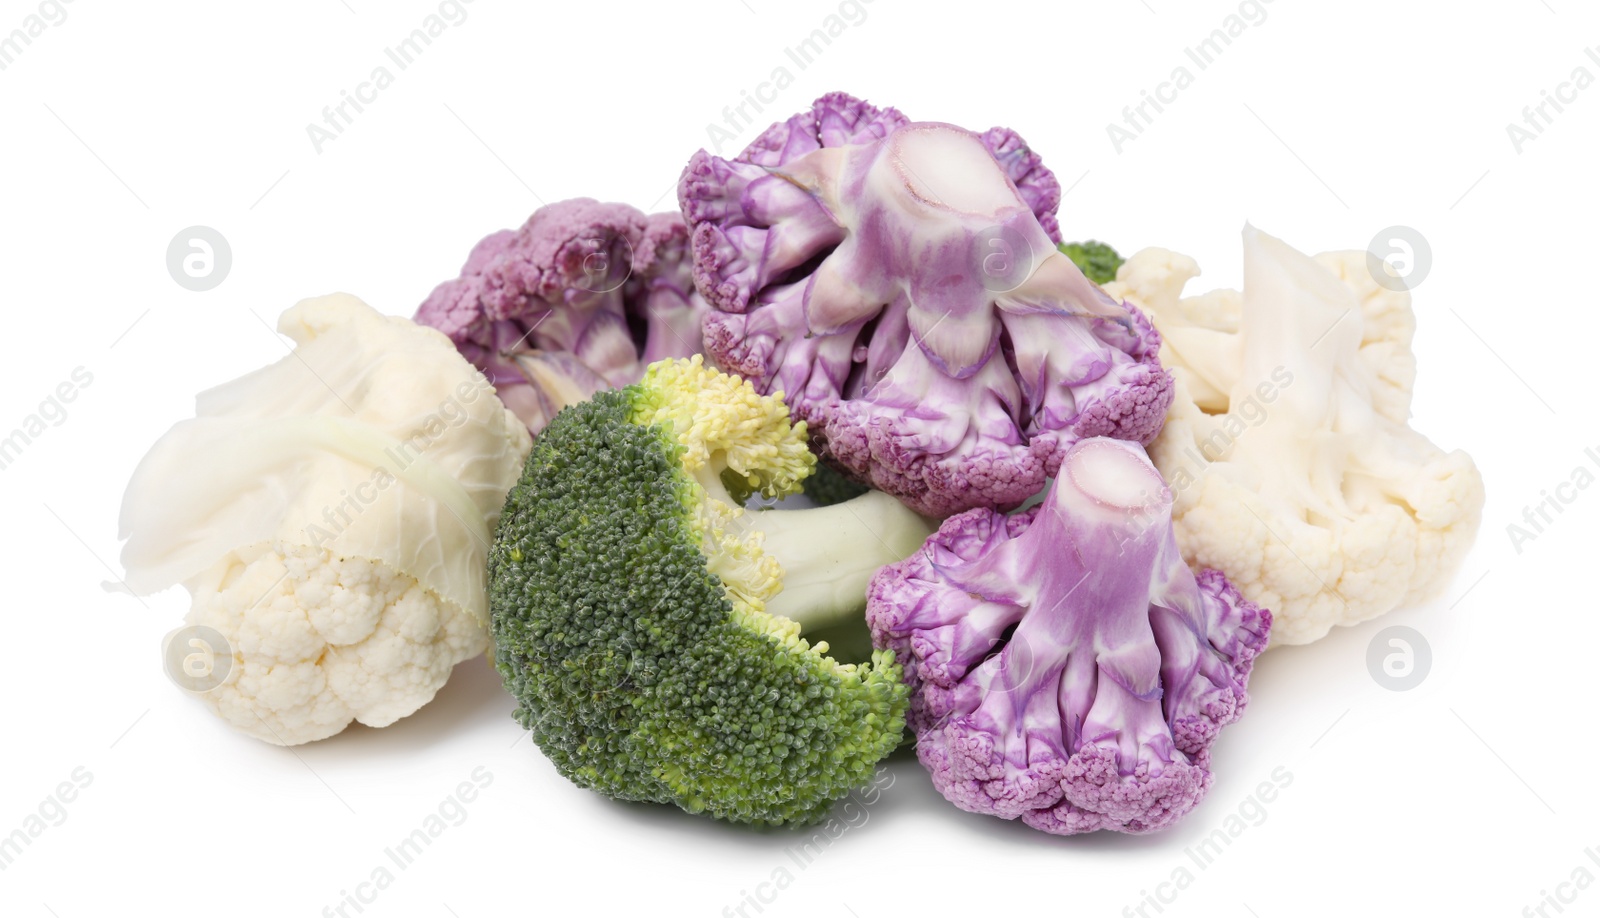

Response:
(115, 91), (1483, 838)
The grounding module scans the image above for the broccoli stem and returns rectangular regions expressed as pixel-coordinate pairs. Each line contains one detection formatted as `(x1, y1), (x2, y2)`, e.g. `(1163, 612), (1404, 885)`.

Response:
(799, 462), (870, 507)
(749, 491), (937, 633)
(695, 449), (937, 639)
(700, 492), (928, 642)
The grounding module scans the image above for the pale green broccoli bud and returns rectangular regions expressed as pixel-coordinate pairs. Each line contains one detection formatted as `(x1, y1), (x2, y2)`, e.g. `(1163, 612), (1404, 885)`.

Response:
(1060, 239), (1125, 284)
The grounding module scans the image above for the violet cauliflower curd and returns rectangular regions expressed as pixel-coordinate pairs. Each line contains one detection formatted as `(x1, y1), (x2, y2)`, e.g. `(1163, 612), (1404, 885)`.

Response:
(679, 92), (1171, 516)
(868, 437), (1270, 834)
(417, 198), (708, 435)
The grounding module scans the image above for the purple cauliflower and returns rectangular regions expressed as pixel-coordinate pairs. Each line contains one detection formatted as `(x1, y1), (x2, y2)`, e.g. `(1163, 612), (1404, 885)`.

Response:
(416, 198), (707, 434)
(678, 92), (1171, 516)
(867, 437), (1270, 834)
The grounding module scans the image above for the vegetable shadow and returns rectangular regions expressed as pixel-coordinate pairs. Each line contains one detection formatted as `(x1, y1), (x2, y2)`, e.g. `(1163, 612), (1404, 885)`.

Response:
(559, 743), (1181, 856)
(310, 655), (515, 755)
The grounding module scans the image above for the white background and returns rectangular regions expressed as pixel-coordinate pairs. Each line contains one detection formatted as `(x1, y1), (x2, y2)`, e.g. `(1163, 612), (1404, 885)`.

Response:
(1, 1), (1592, 916)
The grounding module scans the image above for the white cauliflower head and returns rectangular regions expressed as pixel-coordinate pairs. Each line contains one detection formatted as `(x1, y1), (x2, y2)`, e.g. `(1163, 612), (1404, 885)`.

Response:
(121, 295), (532, 743)
(182, 545), (486, 744)
(1105, 227), (1484, 646)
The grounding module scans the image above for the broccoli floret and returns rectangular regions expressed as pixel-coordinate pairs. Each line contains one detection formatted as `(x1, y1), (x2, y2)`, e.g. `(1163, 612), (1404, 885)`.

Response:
(490, 356), (930, 826)
(799, 461), (870, 507)
(1059, 240), (1125, 285)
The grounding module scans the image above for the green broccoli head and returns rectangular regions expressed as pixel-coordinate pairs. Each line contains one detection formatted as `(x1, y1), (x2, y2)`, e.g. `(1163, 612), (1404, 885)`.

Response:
(799, 460), (870, 507)
(1060, 239), (1125, 285)
(489, 356), (917, 826)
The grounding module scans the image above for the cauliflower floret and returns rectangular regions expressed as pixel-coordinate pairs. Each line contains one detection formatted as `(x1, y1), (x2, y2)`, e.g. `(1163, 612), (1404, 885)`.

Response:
(680, 91), (1170, 516)
(188, 544), (486, 745)
(867, 438), (1270, 835)
(1313, 250), (1417, 425)
(1120, 227), (1484, 646)
(119, 294), (530, 743)
(413, 199), (710, 436)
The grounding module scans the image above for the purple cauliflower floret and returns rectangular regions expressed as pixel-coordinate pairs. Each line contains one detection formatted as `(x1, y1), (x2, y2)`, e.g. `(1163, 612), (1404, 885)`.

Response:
(415, 198), (707, 434)
(679, 92), (1171, 516)
(979, 125), (1063, 244)
(867, 437), (1270, 835)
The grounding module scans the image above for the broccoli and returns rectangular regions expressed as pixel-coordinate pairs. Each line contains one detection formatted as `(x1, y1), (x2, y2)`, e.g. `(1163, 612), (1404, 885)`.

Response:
(489, 356), (932, 826)
(1059, 239), (1125, 285)
(798, 461), (870, 507)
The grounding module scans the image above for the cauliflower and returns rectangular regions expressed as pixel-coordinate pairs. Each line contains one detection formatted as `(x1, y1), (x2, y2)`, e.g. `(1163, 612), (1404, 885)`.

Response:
(182, 546), (487, 743)
(1104, 226), (1484, 645)
(415, 198), (708, 435)
(678, 92), (1171, 517)
(119, 295), (532, 744)
(868, 438), (1270, 835)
